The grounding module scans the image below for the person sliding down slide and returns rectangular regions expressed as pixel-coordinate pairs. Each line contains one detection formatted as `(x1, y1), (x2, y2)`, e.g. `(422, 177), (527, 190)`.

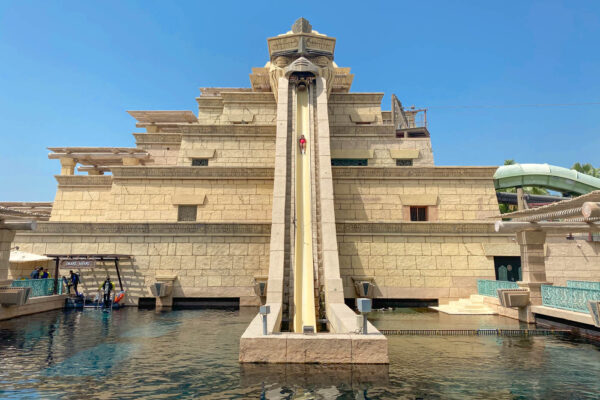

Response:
(299, 134), (307, 155)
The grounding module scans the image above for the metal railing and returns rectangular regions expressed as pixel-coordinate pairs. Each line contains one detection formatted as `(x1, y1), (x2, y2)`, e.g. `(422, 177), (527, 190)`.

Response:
(477, 279), (519, 298)
(11, 279), (63, 298)
(567, 280), (600, 291)
(541, 285), (600, 313)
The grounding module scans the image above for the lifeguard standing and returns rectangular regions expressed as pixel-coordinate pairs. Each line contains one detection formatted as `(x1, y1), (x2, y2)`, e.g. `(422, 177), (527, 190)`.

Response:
(299, 134), (307, 155)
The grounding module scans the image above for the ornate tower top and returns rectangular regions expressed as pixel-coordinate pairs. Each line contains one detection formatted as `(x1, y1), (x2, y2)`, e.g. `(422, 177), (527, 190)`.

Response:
(267, 18), (336, 60)
(292, 17), (312, 34)
(249, 19), (353, 98)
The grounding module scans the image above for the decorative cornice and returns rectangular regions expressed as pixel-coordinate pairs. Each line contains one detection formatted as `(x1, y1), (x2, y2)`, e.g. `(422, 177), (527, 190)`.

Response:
(111, 166), (274, 180)
(329, 125), (395, 137)
(336, 222), (504, 236)
(178, 125), (276, 137)
(55, 175), (113, 188)
(329, 93), (384, 104)
(25, 222), (271, 236)
(133, 133), (182, 145)
(332, 167), (497, 180)
(220, 92), (277, 104)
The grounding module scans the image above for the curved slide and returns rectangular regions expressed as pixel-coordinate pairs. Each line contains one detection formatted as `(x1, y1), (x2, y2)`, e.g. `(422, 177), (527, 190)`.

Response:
(494, 163), (600, 195)
(293, 86), (317, 333)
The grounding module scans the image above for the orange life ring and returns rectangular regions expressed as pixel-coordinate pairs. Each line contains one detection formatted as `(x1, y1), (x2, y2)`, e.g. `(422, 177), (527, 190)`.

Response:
(114, 292), (125, 304)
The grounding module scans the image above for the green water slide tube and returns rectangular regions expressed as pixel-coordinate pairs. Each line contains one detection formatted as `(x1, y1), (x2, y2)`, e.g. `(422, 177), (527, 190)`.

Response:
(494, 163), (600, 195)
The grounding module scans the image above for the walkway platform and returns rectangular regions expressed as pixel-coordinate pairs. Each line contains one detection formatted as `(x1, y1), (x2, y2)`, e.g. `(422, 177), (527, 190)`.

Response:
(0, 294), (66, 321)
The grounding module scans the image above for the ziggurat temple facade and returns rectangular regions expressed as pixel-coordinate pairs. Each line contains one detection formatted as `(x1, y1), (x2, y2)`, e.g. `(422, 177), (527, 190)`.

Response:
(12, 19), (517, 317)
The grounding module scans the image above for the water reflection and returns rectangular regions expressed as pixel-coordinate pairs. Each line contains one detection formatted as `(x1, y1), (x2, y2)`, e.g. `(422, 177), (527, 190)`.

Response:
(0, 308), (599, 399)
(240, 363), (389, 390)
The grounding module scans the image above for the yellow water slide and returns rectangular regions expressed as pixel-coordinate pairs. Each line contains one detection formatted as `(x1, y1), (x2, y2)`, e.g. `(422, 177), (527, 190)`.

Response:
(293, 85), (317, 333)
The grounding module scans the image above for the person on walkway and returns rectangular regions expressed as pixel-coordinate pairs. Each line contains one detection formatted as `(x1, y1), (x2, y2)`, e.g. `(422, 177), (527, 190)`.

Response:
(69, 270), (80, 296)
(62, 275), (72, 294)
(299, 135), (307, 155)
(30, 267), (41, 279)
(41, 268), (50, 279)
(100, 277), (114, 309)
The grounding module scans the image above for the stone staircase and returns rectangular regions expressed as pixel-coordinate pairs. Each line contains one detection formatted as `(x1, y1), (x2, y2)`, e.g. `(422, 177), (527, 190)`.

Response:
(431, 294), (496, 315)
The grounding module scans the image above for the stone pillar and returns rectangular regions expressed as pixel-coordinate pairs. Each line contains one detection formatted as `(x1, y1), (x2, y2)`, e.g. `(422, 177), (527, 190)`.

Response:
(0, 229), (16, 281)
(60, 158), (76, 175)
(122, 157), (141, 166)
(87, 169), (104, 176)
(516, 187), (526, 210)
(154, 274), (176, 310)
(515, 230), (550, 323)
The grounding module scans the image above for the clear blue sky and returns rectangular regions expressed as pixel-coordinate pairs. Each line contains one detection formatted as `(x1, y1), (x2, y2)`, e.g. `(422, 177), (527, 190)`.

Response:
(1, 1), (599, 201)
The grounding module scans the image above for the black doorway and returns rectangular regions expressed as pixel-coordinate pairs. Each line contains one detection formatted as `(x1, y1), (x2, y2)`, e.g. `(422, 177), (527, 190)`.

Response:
(494, 256), (522, 282)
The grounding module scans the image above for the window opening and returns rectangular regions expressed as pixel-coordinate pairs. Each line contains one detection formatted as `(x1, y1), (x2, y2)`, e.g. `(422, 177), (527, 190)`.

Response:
(410, 206), (427, 221)
(178, 205), (197, 222)
(331, 159), (368, 166)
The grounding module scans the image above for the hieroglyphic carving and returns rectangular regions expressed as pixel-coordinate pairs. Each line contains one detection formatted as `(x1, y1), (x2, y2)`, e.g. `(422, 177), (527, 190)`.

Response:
(336, 222), (498, 235)
(110, 167), (274, 180)
(329, 125), (396, 137)
(29, 222), (271, 236)
(133, 133), (182, 145)
(332, 167), (497, 180)
(178, 125), (276, 136)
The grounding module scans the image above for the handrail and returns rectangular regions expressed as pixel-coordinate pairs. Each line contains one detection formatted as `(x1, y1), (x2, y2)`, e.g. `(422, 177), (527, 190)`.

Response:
(477, 279), (519, 298)
(567, 280), (600, 291)
(541, 285), (600, 313)
(11, 278), (63, 297)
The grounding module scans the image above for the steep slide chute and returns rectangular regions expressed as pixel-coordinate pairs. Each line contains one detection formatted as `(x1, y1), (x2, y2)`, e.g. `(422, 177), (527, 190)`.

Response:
(494, 164), (600, 195)
(293, 85), (317, 333)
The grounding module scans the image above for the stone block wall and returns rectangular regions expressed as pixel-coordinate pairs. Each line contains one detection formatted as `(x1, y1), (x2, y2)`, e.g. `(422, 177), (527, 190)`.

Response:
(196, 92), (276, 125)
(103, 179), (273, 222)
(337, 232), (513, 303)
(331, 137), (434, 167)
(50, 187), (112, 222)
(327, 93), (384, 125)
(145, 146), (181, 166)
(177, 137), (275, 167)
(14, 225), (270, 306)
(545, 236), (600, 285)
(333, 179), (498, 221)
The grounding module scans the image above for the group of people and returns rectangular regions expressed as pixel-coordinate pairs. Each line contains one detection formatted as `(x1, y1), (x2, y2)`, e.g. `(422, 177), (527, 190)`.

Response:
(29, 266), (50, 279)
(27, 266), (115, 308)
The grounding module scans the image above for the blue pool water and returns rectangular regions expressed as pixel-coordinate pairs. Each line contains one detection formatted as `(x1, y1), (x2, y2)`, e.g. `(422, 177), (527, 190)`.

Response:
(0, 307), (599, 399)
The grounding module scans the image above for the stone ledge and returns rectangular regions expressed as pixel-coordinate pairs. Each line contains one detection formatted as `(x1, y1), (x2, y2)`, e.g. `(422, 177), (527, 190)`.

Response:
(178, 125), (276, 136)
(332, 166), (497, 180)
(336, 221), (507, 235)
(329, 93), (384, 104)
(239, 331), (388, 364)
(21, 222), (271, 236)
(532, 305), (595, 326)
(330, 125), (395, 137)
(55, 175), (112, 188)
(111, 166), (274, 180)
(133, 133), (182, 145)
(0, 294), (66, 321)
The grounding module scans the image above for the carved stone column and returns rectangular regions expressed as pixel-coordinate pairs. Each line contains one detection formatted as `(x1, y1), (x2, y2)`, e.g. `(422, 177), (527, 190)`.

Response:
(122, 157), (141, 166)
(0, 229), (16, 281)
(60, 158), (76, 175)
(515, 230), (550, 323)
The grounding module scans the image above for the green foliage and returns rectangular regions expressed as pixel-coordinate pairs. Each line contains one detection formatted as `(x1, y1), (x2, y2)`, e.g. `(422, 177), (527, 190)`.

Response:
(571, 162), (600, 178)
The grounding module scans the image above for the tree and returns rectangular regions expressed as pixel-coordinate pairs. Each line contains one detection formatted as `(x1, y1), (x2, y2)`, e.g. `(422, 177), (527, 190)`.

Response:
(571, 162), (600, 178)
